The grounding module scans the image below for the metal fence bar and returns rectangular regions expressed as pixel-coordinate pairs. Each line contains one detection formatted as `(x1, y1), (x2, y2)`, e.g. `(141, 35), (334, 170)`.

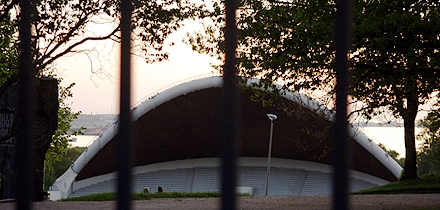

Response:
(117, 0), (133, 209)
(221, 0), (239, 209)
(333, 0), (352, 209)
(16, 0), (36, 209)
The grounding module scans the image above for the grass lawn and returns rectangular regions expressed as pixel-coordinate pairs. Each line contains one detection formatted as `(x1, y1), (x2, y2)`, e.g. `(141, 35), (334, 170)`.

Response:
(60, 176), (440, 201)
(353, 175), (440, 194)
(61, 191), (222, 202)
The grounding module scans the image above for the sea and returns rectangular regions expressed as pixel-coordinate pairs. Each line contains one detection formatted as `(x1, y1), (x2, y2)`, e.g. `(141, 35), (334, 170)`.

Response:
(357, 126), (423, 158)
(68, 135), (97, 148)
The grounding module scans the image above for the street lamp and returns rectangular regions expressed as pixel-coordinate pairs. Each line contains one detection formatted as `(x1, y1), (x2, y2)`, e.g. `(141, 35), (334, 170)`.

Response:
(265, 114), (277, 196)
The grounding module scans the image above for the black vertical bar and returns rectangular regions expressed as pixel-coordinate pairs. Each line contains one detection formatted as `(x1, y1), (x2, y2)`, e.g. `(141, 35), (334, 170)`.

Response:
(333, 0), (352, 209)
(16, 0), (35, 209)
(117, 0), (133, 209)
(221, 0), (239, 210)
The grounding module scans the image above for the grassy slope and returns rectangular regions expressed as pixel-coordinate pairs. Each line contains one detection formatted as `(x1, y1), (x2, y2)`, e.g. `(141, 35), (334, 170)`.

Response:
(353, 176), (440, 194)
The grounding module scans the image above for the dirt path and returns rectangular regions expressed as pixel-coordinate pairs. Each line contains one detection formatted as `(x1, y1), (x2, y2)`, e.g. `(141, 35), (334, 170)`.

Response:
(1, 194), (440, 210)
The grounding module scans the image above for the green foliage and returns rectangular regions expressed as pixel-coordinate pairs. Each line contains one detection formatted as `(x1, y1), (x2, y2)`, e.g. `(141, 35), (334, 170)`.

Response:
(43, 79), (85, 190)
(353, 175), (440, 194)
(0, 15), (18, 85)
(45, 81), (85, 163)
(351, 0), (440, 120)
(420, 172), (440, 179)
(378, 143), (404, 167)
(350, 0), (440, 180)
(187, 0), (336, 93)
(61, 191), (222, 202)
(44, 146), (85, 190)
(417, 112), (440, 176)
(187, 0), (440, 180)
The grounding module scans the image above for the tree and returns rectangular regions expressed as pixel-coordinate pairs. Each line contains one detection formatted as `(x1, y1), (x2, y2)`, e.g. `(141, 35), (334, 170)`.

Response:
(351, 0), (440, 180)
(0, 12), (18, 200)
(44, 146), (85, 190)
(1, 0), (208, 75)
(0, 14), (17, 84)
(416, 112), (440, 176)
(187, 0), (440, 179)
(1, 0), (209, 201)
(0, 10), (79, 201)
(43, 80), (85, 192)
(45, 81), (84, 165)
(187, 0), (335, 93)
(378, 143), (404, 168)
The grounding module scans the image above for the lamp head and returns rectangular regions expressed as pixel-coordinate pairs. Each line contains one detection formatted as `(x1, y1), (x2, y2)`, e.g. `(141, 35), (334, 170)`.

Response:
(267, 114), (277, 121)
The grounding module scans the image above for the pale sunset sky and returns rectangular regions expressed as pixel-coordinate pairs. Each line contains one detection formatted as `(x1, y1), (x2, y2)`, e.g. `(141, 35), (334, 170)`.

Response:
(56, 20), (215, 115)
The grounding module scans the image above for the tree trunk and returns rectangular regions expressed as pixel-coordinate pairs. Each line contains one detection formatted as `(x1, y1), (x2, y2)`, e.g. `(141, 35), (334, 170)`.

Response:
(33, 148), (47, 201)
(32, 78), (59, 201)
(402, 94), (418, 180)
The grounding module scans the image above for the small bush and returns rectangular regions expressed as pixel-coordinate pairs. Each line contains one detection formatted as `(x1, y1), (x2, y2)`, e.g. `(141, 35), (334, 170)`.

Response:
(420, 172), (440, 179)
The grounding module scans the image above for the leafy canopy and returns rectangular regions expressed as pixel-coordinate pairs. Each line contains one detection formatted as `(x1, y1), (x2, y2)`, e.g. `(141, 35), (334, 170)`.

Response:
(351, 0), (440, 120)
(186, 0), (440, 179)
(1, 0), (209, 76)
(187, 0), (336, 94)
(188, 0), (440, 116)
(44, 146), (85, 190)
(0, 14), (18, 84)
(350, 0), (440, 179)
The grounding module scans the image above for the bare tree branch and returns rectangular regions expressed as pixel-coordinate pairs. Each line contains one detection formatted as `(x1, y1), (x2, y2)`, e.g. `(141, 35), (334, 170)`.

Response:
(38, 23), (120, 71)
(0, 0), (18, 22)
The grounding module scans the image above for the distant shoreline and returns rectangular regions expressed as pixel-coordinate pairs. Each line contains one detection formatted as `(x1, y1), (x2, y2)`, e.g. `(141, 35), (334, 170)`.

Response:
(354, 122), (405, 127)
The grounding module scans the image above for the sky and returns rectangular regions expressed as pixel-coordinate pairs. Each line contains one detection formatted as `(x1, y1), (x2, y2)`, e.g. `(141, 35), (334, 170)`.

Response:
(56, 20), (215, 115)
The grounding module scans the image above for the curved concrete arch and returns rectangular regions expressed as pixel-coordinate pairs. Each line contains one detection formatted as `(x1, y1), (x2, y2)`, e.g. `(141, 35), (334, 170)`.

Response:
(49, 76), (402, 200)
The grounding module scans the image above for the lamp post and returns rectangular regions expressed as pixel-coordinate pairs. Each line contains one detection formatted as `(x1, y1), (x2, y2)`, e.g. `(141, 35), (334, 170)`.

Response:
(265, 114), (277, 196)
